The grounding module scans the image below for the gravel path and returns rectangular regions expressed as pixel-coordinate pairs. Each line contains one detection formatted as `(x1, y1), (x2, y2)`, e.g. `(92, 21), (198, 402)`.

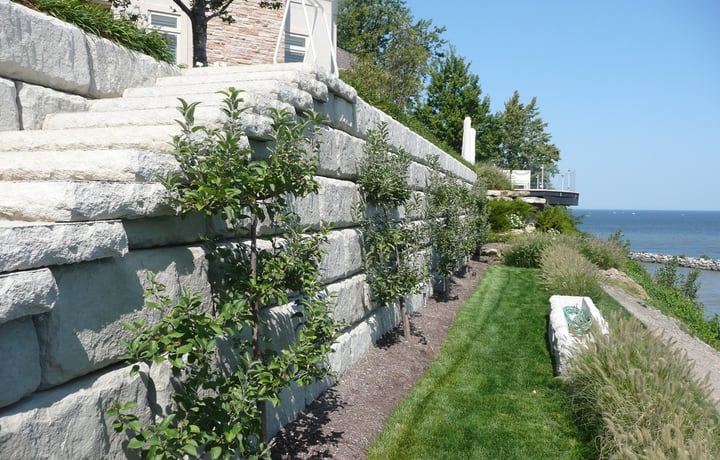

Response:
(603, 284), (720, 411)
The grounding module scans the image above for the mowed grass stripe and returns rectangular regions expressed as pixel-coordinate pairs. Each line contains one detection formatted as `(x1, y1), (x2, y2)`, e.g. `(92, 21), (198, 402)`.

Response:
(367, 265), (593, 459)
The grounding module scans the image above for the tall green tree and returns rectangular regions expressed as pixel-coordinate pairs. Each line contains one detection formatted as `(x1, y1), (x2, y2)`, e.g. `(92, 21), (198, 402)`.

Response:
(337, 0), (445, 109)
(497, 91), (560, 177)
(113, 0), (282, 66)
(414, 48), (491, 154)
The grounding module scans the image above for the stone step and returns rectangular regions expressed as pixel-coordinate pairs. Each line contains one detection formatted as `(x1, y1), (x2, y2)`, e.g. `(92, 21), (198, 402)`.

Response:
(0, 125), (178, 153)
(42, 104), (275, 135)
(0, 220), (128, 273)
(153, 68), (329, 101)
(0, 150), (179, 182)
(122, 79), (319, 108)
(179, 62), (314, 77)
(178, 63), (358, 103)
(86, 83), (310, 113)
(158, 67), (309, 86)
(0, 181), (171, 222)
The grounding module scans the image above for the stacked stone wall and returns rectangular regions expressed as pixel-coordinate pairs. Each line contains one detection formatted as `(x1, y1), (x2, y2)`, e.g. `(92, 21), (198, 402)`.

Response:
(0, 4), (476, 457)
(0, 0), (178, 130)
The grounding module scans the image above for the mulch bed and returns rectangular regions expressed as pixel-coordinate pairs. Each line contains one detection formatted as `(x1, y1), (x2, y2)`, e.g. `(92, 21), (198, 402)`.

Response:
(271, 256), (491, 459)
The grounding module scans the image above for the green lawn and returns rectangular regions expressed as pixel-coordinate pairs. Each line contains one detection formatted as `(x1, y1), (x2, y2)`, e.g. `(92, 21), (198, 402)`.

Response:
(367, 265), (595, 459)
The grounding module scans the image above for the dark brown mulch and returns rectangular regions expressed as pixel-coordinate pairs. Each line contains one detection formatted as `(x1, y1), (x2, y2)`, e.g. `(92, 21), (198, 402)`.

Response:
(271, 257), (491, 459)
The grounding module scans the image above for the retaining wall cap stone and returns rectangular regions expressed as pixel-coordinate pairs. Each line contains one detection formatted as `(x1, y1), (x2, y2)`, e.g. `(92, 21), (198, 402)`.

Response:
(0, 2), (91, 95)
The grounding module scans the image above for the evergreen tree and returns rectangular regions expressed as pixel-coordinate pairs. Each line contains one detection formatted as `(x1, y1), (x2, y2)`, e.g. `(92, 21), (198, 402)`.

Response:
(497, 91), (560, 176)
(415, 48), (491, 154)
(337, 0), (445, 109)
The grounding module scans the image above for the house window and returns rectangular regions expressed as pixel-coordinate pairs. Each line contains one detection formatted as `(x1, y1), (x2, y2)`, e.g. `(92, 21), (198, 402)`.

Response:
(284, 33), (306, 63)
(149, 12), (180, 63)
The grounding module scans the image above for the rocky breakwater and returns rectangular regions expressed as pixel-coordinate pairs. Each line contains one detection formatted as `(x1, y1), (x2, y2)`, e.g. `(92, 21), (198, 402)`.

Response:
(629, 252), (720, 272)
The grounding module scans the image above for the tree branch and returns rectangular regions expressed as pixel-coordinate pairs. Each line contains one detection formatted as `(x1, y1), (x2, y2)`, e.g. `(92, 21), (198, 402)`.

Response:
(172, 0), (192, 17)
(207, 0), (235, 21)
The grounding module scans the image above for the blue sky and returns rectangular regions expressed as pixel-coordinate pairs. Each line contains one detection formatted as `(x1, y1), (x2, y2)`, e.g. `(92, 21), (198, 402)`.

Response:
(409, 1), (720, 210)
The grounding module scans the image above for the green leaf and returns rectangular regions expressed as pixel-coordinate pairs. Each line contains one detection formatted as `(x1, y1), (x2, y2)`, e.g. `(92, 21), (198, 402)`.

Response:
(127, 438), (145, 449)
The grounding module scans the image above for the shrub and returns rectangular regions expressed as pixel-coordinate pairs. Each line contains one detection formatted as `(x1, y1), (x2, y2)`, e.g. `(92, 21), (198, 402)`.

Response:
(535, 205), (579, 234)
(625, 260), (720, 350)
(503, 232), (555, 268)
(475, 162), (512, 190)
(579, 236), (628, 270)
(569, 314), (720, 458)
(486, 198), (534, 233)
(539, 243), (603, 299)
(23, 0), (173, 63)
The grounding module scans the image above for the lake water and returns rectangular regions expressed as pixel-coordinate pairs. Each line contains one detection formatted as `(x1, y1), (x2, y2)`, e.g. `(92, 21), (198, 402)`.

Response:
(572, 209), (720, 319)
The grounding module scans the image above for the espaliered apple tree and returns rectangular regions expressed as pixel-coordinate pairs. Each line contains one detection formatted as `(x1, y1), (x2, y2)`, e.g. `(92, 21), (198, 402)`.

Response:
(426, 155), (488, 300)
(355, 122), (426, 339)
(109, 88), (340, 459)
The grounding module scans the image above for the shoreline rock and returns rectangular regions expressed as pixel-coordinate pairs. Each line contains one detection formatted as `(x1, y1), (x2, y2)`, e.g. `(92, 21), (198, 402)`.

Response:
(629, 251), (720, 272)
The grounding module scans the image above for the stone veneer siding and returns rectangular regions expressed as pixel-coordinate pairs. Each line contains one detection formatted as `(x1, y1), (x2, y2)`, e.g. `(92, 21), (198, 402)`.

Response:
(206, 3), (285, 65)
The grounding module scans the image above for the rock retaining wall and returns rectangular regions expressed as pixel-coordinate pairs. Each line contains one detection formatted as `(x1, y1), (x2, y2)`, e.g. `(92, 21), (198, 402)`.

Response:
(0, 0), (178, 130)
(629, 251), (720, 272)
(0, 34), (474, 459)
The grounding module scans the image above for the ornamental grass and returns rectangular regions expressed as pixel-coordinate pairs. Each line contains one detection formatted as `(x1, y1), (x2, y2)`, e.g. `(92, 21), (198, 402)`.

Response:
(568, 314), (720, 459)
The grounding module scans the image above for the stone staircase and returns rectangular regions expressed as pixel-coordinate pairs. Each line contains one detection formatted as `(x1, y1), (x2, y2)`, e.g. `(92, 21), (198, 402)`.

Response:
(0, 62), (355, 263)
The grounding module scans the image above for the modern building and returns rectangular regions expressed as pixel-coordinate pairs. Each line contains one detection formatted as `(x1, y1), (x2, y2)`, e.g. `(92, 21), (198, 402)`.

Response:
(106, 0), (337, 73)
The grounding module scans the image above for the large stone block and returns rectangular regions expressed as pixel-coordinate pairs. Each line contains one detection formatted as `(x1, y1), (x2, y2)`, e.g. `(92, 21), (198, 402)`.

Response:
(315, 127), (363, 180)
(327, 274), (370, 326)
(0, 149), (180, 182)
(0, 220), (128, 273)
(293, 176), (360, 229)
(548, 295), (610, 376)
(0, 317), (41, 408)
(16, 81), (87, 130)
(327, 303), (401, 377)
(85, 35), (178, 98)
(0, 268), (57, 324)
(123, 214), (212, 249)
(35, 245), (211, 388)
(0, 77), (19, 131)
(0, 181), (172, 222)
(319, 228), (363, 284)
(354, 98), (387, 139)
(0, 1), (91, 95)
(0, 363), (153, 460)
(315, 92), (356, 133)
(0, 124), (179, 152)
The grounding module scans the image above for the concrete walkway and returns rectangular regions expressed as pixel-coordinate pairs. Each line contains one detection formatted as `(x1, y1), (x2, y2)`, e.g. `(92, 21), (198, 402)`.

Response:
(603, 284), (720, 412)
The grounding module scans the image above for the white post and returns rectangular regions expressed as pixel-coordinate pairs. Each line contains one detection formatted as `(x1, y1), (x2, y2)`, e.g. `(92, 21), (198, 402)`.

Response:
(461, 116), (476, 164)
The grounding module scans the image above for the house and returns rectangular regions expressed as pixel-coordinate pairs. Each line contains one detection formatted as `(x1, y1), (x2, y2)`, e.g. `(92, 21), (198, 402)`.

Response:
(108, 0), (337, 73)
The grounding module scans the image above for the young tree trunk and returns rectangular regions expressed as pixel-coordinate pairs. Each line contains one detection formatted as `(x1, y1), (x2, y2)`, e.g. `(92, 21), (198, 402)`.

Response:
(395, 247), (411, 338)
(190, 3), (208, 66)
(400, 297), (411, 338)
